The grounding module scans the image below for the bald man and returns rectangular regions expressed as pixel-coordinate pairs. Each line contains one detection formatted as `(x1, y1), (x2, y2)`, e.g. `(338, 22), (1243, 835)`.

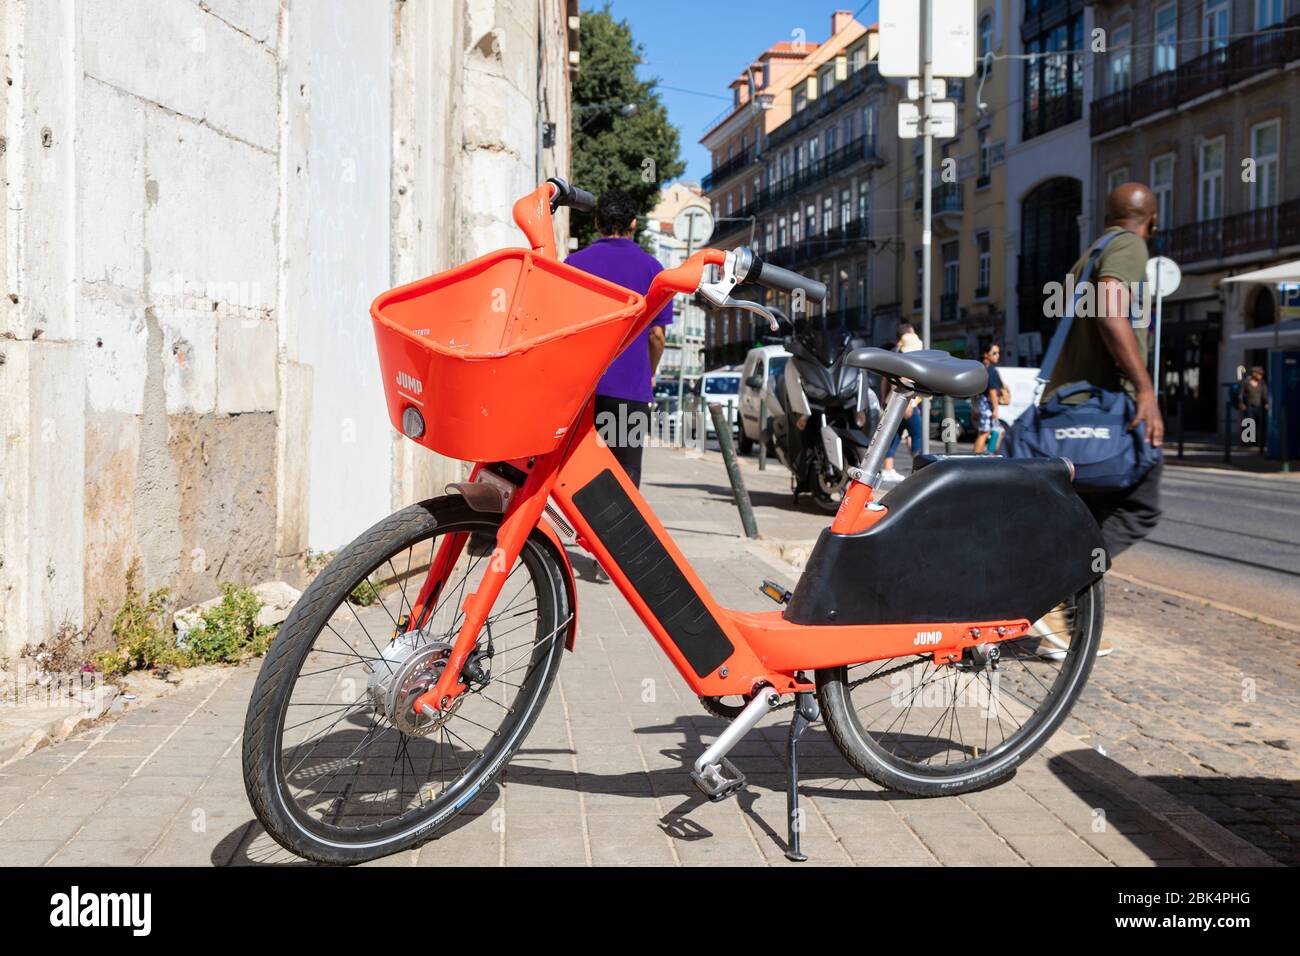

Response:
(1046, 181), (1164, 560)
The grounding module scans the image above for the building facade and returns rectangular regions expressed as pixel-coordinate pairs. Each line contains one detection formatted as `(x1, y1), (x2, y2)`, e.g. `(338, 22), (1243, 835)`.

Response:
(1088, 0), (1300, 435)
(701, 11), (911, 367)
(901, 0), (1014, 359)
(0, 0), (580, 655)
(1003, 0), (1096, 366)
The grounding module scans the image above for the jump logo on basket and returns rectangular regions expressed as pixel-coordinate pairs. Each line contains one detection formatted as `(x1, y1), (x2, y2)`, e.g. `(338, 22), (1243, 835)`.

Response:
(49, 886), (151, 936)
(1054, 426), (1112, 439)
(396, 371), (424, 395)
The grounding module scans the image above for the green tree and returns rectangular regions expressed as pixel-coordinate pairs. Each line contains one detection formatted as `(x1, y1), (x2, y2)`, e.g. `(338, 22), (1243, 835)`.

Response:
(571, 5), (685, 247)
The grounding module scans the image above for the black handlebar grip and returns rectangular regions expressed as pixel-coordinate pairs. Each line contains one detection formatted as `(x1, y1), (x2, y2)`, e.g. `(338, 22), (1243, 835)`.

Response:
(754, 257), (827, 304)
(568, 186), (597, 213)
(546, 176), (597, 213)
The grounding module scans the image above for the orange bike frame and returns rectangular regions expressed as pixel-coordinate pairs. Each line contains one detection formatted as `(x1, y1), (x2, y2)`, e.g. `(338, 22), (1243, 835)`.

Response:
(410, 186), (1030, 715)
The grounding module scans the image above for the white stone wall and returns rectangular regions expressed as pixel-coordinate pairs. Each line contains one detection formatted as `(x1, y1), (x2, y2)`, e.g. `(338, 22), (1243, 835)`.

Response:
(0, 0), (575, 655)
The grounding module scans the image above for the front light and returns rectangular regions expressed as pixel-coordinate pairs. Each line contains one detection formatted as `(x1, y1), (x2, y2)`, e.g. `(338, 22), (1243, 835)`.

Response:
(402, 405), (426, 439)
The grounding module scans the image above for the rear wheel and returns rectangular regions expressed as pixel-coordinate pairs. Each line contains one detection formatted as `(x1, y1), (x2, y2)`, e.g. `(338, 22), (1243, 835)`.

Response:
(817, 581), (1103, 796)
(242, 497), (569, 864)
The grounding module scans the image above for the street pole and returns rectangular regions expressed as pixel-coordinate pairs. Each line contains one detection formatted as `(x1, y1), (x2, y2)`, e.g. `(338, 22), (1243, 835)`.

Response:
(919, 0), (933, 455)
(677, 217), (696, 446)
(709, 403), (759, 539)
(1153, 266), (1163, 410)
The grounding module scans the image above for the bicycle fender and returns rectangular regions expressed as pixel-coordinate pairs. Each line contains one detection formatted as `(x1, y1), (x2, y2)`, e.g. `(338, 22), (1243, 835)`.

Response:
(444, 483), (578, 650)
(534, 519), (579, 651)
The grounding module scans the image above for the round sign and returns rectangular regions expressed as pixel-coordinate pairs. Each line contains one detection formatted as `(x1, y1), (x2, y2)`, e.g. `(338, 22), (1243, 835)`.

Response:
(673, 204), (714, 248)
(1145, 255), (1182, 298)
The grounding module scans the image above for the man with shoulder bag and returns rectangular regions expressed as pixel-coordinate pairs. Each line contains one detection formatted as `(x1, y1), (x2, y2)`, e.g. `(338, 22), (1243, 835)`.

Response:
(1004, 184), (1167, 658)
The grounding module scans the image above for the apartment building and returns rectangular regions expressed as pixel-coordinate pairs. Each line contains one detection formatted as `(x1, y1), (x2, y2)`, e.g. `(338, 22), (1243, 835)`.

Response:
(700, 11), (905, 367)
(1089, 0), (1300, 434)
(642, 182), (708, 390)
(901, 0), (1014, 359)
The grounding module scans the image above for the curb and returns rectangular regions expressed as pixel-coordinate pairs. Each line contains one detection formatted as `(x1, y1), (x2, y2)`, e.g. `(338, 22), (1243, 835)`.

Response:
(1040, 732), (1282, 866)
(0, 685), (121, 768)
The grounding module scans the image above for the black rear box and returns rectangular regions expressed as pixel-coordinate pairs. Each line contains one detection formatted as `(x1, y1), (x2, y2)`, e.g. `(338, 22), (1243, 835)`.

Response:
(783, 456), (1106, 626)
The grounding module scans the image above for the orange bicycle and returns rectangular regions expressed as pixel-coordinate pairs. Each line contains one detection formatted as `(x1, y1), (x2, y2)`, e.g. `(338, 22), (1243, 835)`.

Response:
(242, 179), (1108, 863)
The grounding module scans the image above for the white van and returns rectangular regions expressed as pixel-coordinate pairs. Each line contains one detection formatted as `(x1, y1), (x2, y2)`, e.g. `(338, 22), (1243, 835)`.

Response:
(995, 366), (1042, 427)
(700, 367), (742, 437)
(737, 344), (790, 454)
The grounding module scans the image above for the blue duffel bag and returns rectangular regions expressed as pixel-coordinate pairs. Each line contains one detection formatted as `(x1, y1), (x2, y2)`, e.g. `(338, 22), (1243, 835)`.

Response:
(1002, 381), (1161, 491)
(1003, 230), (1162, 492)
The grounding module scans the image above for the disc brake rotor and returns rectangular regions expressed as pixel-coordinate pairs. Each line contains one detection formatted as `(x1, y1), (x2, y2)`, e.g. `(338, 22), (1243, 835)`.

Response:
(366, 634), (459, 737)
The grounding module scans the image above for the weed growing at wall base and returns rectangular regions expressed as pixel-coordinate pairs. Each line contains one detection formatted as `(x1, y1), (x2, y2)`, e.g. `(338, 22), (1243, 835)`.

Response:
(92, 563), (276, 676)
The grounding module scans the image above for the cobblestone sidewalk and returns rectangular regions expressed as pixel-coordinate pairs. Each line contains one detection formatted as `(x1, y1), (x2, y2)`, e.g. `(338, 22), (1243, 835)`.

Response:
(0, 447), (1281, 866)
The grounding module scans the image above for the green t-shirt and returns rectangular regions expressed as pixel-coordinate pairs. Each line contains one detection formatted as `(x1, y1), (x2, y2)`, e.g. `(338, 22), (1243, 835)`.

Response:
(1044, 227), (1149, 400)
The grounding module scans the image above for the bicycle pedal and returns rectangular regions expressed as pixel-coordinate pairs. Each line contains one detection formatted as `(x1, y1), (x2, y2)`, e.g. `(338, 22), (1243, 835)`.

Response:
(759, 580), (792, 605)
(689, 758), (747, 802)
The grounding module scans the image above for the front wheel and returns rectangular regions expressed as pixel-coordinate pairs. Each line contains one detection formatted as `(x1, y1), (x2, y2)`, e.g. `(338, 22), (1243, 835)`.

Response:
(817, 580), (1103, 797)
(242, 497), (569, 864)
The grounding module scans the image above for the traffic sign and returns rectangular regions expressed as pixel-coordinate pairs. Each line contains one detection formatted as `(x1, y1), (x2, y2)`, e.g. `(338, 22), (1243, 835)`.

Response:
(673, 204), (714, 248)
(906, 78), (947, 100)
(879, 0), (977, 78)
(898, 100), (957, 139)
(1146, 255), (1181, 297)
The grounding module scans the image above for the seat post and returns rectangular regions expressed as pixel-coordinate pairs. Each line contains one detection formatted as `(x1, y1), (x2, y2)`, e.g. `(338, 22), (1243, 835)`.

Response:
(853, 386), (915, 488)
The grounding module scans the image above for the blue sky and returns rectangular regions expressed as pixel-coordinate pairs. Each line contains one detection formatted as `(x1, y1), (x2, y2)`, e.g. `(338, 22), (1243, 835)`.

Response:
(596, 0), (880, 184)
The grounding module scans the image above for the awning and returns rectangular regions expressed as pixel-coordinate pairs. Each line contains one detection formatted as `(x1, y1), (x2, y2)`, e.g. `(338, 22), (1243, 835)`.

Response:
(1220, 260), (1300, 284)
(1226, 318), (1300, 345)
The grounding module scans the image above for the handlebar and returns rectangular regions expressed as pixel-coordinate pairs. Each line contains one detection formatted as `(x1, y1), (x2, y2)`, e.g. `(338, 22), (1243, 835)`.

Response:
(546, 176), (596, 214)
(748, 253), (827, 304)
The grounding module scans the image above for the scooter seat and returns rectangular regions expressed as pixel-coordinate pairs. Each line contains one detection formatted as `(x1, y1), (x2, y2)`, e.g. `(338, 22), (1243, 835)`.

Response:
(846, 347), (988, 397)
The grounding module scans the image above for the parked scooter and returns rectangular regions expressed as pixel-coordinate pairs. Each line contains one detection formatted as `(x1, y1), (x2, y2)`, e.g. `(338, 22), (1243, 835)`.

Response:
(765, 311), (880, 511)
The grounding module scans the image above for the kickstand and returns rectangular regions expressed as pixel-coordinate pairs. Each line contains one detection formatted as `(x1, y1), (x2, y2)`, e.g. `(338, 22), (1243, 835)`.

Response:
(785, 690), (821, 862)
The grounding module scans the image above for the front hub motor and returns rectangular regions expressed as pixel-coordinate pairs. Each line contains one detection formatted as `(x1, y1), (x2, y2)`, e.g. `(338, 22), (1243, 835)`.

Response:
(366, 635), (460, 736)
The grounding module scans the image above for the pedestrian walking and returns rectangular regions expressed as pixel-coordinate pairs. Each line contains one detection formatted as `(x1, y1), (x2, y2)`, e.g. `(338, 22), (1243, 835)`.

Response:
(565, 188), (672, 489)
(1028, 183), (1168, 660)
(1043, 182), (1165, 559)
(880, 322), (924, 483)
(972, 342), (1004, 453)
(1237, 365), (1269, 452)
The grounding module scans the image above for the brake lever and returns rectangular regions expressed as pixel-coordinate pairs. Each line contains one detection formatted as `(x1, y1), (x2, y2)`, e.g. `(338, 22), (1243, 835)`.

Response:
(697, 248), (778, 331)
(722, 296), (781, 332)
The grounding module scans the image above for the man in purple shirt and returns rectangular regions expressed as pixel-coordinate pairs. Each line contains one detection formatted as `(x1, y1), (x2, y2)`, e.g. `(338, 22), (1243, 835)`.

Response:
(565, 189), (673, 488)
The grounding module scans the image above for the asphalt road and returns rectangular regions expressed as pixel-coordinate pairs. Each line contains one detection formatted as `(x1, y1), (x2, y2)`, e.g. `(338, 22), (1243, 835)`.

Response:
(1110, 466), (1300, 623)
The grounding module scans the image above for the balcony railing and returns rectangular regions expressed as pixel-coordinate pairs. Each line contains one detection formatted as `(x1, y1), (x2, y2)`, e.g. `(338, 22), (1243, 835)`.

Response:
(1022, 87), (1083, 140)
(765, 64), (877, 150)
(1090, 87), (1131, 138)
(1092, 14), (1300, 134)
(756, 135), (880, 211)
(702, 147), (754, 192)
(915, 181), (964, 214)
(1130, 69), (1177, 119)
(1150, 198), (1300, 265)
(1176, 46), (1228, 104)
(762, 216), (874, 270)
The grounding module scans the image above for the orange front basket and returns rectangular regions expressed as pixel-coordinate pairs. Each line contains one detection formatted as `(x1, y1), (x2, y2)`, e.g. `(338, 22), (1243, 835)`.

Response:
(372, 248), (644, 462)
